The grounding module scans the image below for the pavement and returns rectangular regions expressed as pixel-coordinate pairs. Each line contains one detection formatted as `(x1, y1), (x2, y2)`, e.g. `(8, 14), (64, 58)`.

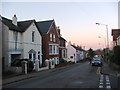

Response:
(101, 61), (119, 76)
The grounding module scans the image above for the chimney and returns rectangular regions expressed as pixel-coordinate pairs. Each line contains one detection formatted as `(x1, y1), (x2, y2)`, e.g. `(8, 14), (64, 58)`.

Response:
(57, 26), (60, 35)
(12, 14), (17, 26)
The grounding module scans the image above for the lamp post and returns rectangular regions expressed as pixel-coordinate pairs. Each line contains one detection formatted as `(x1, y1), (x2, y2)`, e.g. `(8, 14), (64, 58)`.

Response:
(98, 36), (106, 49)
(96, 23), (109, 62)
(96, 23), (109, 49)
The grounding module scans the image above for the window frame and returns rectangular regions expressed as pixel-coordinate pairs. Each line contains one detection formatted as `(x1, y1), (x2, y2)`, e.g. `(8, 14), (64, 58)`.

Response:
(32, 31), (35, 42)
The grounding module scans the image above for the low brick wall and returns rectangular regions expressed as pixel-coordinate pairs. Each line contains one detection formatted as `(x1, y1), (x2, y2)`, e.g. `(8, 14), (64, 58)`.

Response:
(5, 67), (22, 74)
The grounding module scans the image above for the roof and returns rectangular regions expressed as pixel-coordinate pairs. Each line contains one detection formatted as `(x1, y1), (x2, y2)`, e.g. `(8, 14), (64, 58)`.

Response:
(59, 36), (67, 42)
(1, 16), (40, 33)
(18, 20), (35, 32)
(1, 16), (21, 32)
(71, 45), (84, 51)
(111, 29), (120, 41)
(36, 20), (54, 34)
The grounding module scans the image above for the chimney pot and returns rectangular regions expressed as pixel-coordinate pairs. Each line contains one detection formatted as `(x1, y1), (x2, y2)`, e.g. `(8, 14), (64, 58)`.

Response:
(12, 14), (17, 26)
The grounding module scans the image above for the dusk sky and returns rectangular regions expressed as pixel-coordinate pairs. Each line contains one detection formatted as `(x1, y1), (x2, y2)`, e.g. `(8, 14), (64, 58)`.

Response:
(1, 0), (119, 50)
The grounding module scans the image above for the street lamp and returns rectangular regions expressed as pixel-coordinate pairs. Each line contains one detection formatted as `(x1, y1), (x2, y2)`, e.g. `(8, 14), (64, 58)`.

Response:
(96, 23), (109, 62)
(96, 23), (109, 49)
(98, 36), (106, 49)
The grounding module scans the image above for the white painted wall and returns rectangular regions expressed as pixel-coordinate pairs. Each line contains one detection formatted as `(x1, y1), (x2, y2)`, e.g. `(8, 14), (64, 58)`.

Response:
(23, 22), (42, 64)
(117, 36), (120, 46)
(0, 20), (2, 75)
(67, 43), (76, 63)
(8, 30), (22, 50)
(80, 51), (84, 60)
(2, 23), (9, 68)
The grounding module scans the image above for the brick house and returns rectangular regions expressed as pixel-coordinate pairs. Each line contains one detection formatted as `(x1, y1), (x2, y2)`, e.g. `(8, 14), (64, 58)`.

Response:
(111, 29), (120, 46)
(36, 20), (59, 66)
(57, 27), (67, 61)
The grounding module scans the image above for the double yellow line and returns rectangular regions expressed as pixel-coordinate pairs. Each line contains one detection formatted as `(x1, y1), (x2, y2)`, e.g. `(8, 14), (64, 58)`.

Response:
(96, 67), (101, 75)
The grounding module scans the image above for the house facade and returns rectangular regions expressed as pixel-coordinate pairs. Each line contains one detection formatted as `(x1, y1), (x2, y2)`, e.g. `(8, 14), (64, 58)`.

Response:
(1, 15), (42, 70)
(57, 27), (67, 61)
(117, 35), (120, 45)
(18, 20), (42, 66)
(67, 42), (77, 63)
(59, 36), (67, 60)
(67, 42), (85, 63)
(36, 20), (59, 66)
(111, 29), (120, 47)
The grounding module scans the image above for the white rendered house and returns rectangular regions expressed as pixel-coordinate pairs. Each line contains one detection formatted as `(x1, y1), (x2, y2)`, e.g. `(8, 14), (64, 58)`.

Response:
(1, 15), (42, 70)
(67, 42), (77, 63)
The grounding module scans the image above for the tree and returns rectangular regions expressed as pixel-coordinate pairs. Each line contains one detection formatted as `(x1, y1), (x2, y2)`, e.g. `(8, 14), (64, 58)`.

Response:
(87, 48), (95, 59)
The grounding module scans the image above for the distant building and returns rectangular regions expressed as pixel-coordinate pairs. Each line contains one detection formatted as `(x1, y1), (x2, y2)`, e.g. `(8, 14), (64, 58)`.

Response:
(67, 42), (85, 63)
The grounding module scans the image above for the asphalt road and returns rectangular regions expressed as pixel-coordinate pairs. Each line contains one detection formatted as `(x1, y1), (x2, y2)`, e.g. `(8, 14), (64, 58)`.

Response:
(2, 61), (119, 89)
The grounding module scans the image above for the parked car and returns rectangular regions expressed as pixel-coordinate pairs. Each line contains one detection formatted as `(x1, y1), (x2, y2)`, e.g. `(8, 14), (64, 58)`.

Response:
(91, 57), (102, 66)
(11, 59), (34, 72)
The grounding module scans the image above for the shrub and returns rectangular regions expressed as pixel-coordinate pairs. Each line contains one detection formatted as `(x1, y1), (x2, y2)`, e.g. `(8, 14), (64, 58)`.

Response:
(11, 59), (34, 72)
(113, 45), (120, 65)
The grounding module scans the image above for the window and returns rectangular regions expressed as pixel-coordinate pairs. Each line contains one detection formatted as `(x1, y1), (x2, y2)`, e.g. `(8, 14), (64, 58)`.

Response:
(33, 54), (36, 61)
(56, 46), (59, 54)
(49, 45), (52, 54)
(53, 45), (55, 53)
(70, 56), (73, 59)
(38, 51), (40, 60)
(50, 34), (52, 41)
(53, 35), (56, 42)
(32, 31), (35, 42)
(29, 54), (32, 59)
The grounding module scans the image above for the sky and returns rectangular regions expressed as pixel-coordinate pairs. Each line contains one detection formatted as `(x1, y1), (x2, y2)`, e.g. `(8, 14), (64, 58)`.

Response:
(1, 0), (119, 50)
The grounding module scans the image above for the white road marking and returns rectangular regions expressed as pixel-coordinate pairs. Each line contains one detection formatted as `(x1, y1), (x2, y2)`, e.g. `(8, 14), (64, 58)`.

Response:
(105, 75), (111, 89)
(106, 85), (111, 89)
(99, 85), (103, 88)
(99, 82), (103, 84)
(106, 82), (110, 85)
(99, 74), (104, 88)
(99, 74), (111, 89)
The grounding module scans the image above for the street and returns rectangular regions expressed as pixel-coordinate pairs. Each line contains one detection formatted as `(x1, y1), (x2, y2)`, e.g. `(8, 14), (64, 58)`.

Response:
(2, 61), (119, 89)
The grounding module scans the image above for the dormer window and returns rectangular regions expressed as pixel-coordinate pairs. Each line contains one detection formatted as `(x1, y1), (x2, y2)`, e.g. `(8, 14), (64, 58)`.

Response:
(32, 31), (35, 42)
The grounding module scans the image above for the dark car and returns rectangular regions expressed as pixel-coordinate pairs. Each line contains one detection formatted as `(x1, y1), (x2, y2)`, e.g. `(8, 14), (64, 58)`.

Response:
(91, 57), (102, 66)
(11, 59), (34, 72)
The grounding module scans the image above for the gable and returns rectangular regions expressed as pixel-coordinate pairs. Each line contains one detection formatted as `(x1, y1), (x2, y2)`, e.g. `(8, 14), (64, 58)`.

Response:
(18, 20), (35, 32)
(48, 22), (56, 34)
(36, 20), (54, 34)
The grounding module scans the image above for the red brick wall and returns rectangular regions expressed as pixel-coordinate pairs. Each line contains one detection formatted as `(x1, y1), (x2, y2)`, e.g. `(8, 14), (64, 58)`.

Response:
(42, 22), (59, 64)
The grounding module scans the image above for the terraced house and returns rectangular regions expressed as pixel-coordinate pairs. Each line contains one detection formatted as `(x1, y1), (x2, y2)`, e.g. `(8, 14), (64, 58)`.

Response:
(1, 15), (42, 71)
(36, 20), (60, 66)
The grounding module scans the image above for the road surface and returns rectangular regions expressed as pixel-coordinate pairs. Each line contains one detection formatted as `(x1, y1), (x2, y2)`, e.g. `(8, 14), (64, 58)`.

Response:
(3, 61), (119, 89)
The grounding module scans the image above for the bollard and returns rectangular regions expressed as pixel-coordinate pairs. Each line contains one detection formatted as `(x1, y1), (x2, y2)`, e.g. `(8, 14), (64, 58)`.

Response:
(45, 59), (49, 69)
(22, 61), (27, 74)
(35, 59), (39, 71)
